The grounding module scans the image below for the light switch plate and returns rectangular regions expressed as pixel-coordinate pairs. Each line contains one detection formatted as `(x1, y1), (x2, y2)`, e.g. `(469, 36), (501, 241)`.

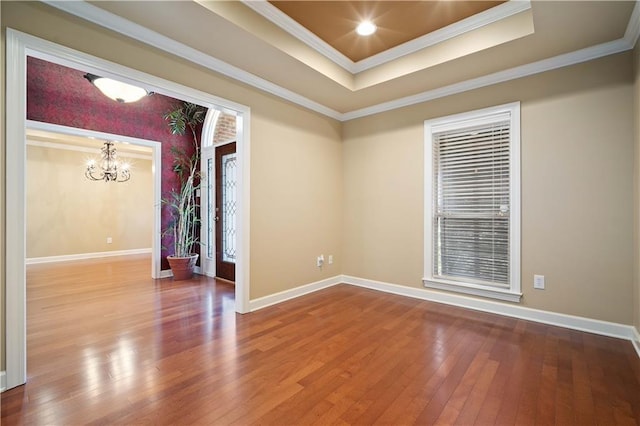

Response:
(534, 274), (545, 290)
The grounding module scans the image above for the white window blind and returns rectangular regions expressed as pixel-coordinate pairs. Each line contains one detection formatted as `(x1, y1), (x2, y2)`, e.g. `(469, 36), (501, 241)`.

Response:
(424, 103), (521, 302)
(433, 117), (510, 287)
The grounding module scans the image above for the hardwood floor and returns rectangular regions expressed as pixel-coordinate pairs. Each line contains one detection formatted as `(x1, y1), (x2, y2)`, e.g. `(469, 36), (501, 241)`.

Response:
(2, 255), (640, 425)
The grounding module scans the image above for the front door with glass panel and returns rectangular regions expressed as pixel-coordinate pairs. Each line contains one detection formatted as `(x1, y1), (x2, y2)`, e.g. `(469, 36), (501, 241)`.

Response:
(215, 142), (237, 282)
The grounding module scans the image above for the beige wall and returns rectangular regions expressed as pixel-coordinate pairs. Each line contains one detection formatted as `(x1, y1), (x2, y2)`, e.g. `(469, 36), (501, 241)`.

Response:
(26, 144), (153, 258)
(1, 1), (638, 375)
(1, 0), (344, 371)
(634, 43), (640, 332)
(343, 53), (634, 325)
(251, 109), (342, 297)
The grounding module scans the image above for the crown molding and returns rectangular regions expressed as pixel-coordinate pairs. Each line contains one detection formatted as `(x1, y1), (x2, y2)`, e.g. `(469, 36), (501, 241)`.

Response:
(241, 0), (354, 72)
(353, 0), (531, 73)
(342, 38), (631, 121)
(27, 139), (153, 160)
(42, 0), (343, 121)
(341, 275), (639, 347)
(39, 1), (639, 122)
(624, 0), (640, 47)
(243, 0), (531, 74)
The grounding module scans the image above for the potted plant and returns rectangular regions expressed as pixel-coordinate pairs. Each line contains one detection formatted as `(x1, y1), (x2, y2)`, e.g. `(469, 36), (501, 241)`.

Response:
(163, 101), (206, 280)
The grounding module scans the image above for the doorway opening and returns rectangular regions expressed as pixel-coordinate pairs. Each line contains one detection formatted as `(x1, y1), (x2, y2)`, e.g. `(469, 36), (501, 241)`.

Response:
(5, 28), (251, 391)
(200, 109), (238, 282)
(25, 121), (161, 277)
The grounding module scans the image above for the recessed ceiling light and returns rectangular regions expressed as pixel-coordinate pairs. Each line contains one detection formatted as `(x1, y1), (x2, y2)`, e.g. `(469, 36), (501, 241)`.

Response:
(356, 21), (376, 36)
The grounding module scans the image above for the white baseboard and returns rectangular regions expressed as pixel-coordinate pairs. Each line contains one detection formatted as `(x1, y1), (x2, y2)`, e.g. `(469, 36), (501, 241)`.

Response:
(26, 248), (152, 265)
(249, 275), (343, 312)
(245, 274), (638, 355)
(158, 270), (173, 279)
(632, 326), (640, 358)
(1, 371), (6, 392)
(342, 275), (638, 343)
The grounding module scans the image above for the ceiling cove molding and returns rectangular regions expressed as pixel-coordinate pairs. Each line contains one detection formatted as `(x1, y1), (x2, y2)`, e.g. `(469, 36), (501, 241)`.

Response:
(342, 38), (631, 121)
(241, 0), (354, 72)
(624, 0), (640, 47)
(353, 0), (531, 73)
(41, 0), (639, 122)
(27, 139), (153, 160)
(42, 0), (343, 121)
(242, 0), (531, 74)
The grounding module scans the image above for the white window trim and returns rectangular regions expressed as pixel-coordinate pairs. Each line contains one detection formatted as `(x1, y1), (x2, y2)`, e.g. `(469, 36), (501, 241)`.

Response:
(423, 102), (522, 303)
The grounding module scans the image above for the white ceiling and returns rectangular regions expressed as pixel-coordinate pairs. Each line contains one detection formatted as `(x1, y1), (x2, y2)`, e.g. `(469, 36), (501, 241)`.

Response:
(49, 1), (639, 121)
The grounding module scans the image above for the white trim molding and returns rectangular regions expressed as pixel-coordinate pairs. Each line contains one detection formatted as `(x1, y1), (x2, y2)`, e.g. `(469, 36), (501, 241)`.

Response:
(624, 0), (640, 47)
(341, 276), (640, 346)
(243, 0), (531, 74)
(249, 276), (343, 312)
(6, 25), (29, 393)
(26, 248), (152, 265)
(423, 102), (521, 303)
(243, 275), (640, 358)
(632, 327), (640, 359)
(241, 0), (353, 72)
(423, 279), (522, 303)
(354, 1), (530, 73)
(41, 0), (342, 121)
(158, 270), (173, 279)
(42, 0), (639, 122)
(27, 139), (153, 160)
(1, 371), (6, 392)
(5, 28), (252, 391)
(341, 39), (631, 120)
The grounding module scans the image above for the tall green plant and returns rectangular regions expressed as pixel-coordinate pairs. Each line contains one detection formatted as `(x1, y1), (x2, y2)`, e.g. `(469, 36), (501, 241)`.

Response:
(163, 102), (207, 257)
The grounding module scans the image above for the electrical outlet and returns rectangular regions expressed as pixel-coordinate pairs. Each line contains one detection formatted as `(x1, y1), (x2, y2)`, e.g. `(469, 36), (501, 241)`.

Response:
(316, 255), (324, 268)
(328, 255), (333, 265)
(106, 237), (113, 244)
(534, 274), (545, 290)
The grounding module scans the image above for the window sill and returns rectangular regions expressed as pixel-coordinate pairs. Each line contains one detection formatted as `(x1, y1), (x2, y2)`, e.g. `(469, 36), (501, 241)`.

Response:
(423, 278), (522, 303)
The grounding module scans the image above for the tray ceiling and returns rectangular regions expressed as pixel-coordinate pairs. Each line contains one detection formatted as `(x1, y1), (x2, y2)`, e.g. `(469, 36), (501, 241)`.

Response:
(50, 1), (639, 119)
(268, 1), (506, 62)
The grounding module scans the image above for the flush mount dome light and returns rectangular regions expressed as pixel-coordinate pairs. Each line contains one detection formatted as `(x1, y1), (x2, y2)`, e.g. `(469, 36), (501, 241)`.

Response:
(356, 21), (376, 36)
(84, 74), (150, 103)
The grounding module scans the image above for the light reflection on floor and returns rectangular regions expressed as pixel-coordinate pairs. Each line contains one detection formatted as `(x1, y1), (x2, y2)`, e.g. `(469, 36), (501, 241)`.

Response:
(15, 256), (237, 424)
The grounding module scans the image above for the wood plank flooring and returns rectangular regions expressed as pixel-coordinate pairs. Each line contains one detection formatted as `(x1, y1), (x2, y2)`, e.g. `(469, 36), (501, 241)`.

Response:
(2, 255), (640, 425)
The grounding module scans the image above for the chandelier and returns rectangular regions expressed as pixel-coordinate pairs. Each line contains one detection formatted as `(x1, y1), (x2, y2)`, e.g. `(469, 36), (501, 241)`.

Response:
(85, 141), (131, 183)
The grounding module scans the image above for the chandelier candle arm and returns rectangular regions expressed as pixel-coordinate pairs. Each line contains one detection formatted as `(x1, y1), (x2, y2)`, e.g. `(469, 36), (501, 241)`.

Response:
(85, 141), (131, 183)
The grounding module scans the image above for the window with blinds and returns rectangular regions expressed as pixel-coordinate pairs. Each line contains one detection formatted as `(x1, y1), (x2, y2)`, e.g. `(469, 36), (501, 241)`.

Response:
(424, 103), (521, 302)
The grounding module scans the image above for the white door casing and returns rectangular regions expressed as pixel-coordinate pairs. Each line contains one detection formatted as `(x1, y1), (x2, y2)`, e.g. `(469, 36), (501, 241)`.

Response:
(5, 28), (252, 391)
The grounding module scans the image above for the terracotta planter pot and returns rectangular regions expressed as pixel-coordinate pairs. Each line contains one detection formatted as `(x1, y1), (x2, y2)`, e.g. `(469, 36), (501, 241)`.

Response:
(167, 254), (199, 280)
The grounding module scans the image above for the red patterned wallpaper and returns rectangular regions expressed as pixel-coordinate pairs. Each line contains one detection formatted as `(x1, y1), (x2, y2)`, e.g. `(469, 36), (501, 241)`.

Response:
(27, 56), (203, 270)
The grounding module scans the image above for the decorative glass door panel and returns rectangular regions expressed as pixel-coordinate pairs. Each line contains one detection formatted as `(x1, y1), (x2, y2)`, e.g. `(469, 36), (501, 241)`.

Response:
(215, 142), (236, 282)
(221, 152), (237, 263)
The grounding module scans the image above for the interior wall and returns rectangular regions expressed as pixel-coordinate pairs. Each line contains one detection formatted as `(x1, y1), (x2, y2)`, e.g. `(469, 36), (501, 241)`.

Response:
(26, 144), (153, 258)
(2, 1), (635, 377)
(343, 52), (634, 325)
(634, 42), (640, 333)
(1, 0), (343, 373)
